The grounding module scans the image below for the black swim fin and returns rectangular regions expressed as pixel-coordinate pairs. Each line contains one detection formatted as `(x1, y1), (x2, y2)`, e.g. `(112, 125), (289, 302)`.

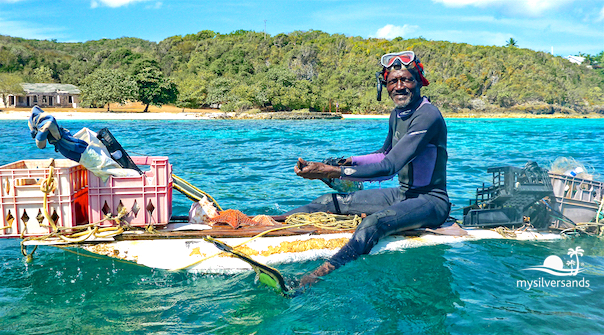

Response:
(96, 128), (143, 175)
(203, 236), (291, 295)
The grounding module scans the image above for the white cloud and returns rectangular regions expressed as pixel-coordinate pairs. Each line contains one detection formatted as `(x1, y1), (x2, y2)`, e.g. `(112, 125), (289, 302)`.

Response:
(90, 0), (150, 8)
(374, 24), (419, 39)
(0, 18), (65, 40)
(145, 1), (162, 9)
(425, 29), (512, 47)
(597, 5), (604, 21)
(432, 0), (576, 17)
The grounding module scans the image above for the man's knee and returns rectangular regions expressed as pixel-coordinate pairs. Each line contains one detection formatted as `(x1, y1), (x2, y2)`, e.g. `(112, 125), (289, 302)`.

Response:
(357, 209), (396, 231)
(311, 193), (335, 205)
(351, 209), (397, 253)
(329, 209), (397, 268)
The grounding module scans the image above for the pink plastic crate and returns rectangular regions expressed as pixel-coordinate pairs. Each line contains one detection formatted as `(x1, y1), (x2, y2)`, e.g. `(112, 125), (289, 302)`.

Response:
(88, 156), (172, 227)
(0, 159), (89, 237)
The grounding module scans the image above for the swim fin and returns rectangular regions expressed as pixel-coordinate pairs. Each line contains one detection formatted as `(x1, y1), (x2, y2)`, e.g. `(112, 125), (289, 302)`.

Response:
(96, 128), (143, 175)
(203, 236), (290, 295)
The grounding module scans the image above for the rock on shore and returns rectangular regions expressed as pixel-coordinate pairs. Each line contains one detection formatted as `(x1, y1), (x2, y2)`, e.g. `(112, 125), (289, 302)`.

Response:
(203, 111), (342, 120)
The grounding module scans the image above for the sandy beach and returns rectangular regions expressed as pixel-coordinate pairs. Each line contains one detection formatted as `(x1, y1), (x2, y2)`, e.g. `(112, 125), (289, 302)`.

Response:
(0, 110), (208, 121)
(1, 105), (601, 121)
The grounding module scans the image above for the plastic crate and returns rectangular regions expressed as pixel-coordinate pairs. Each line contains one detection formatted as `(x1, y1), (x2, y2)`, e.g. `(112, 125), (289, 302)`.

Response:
(0, 159), (88, 237)
(88, 156), (172, 227)
(550, 173), (603, 224)
(550, 173), (603, 203)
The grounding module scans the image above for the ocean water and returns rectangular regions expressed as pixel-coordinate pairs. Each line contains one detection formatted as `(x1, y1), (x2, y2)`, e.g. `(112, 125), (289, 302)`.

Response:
(1, 117), (604, 334)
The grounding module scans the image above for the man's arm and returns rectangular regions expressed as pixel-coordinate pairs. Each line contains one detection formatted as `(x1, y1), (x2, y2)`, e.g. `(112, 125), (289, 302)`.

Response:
(295, 110), (400, 180)
(341, 110), (441, 180)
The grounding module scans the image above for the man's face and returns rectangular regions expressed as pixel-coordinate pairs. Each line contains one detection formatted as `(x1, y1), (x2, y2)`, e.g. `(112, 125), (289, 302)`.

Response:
(386, 69), (420, 108)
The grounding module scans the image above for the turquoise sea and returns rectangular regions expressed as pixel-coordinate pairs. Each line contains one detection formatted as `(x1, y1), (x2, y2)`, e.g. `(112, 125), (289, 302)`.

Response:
(1, 117), (604, 334)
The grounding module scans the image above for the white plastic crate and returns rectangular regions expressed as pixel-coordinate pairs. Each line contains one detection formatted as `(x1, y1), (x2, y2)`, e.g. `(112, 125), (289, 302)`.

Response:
(550, 173), (603, 224)
(88, 156), (172, 227)
(0, 159), (88, 237)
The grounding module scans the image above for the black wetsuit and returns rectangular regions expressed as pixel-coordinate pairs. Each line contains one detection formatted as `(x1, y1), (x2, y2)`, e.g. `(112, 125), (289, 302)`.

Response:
(285, 97), (450, 268)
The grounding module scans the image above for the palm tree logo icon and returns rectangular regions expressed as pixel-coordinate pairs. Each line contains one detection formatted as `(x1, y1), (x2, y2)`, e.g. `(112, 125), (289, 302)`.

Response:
(567, 246), (584, 276)
(523, 246), (585, 276)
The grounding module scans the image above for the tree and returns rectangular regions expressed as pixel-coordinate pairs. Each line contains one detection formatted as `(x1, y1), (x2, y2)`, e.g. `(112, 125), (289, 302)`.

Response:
(80, 68), (137, 111)
(173, 71), (211, 108)
(0, 33), (602, 114)
(206, 77), (237, 107)
(31, 66), (55, 82)
(506, 38), (518, 48)
(0, 73), (24, 107)
(131, 59), (178, 112)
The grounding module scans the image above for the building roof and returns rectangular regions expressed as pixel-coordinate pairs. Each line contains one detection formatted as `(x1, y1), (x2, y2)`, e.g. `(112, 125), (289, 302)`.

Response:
(20, 83), (81, 94)
(565, 56), (585, 65)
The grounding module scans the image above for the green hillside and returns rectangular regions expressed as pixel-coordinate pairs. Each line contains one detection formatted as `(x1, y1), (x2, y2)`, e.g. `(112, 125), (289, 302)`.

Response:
(1, 31), (602, 114)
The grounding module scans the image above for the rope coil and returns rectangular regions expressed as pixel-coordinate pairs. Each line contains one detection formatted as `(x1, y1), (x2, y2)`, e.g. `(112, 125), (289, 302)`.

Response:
(285, 212), (361, 230)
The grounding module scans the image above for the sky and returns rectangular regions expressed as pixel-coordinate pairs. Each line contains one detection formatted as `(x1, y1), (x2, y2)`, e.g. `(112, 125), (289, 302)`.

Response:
(1, 0), (603, 56)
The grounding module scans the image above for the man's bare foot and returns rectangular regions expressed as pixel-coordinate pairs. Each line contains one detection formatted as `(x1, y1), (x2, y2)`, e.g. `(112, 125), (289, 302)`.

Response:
(299, 262), (336, 288)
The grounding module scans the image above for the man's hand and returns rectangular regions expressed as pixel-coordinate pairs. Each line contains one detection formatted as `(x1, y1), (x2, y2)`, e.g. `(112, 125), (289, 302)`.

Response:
(294, 158), (341, 180)
(341, 157), (353, 166)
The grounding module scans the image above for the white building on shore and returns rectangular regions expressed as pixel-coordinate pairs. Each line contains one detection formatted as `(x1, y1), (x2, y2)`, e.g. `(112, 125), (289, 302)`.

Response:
(565, 55), (585, 65)
(1, 83), (80, 108)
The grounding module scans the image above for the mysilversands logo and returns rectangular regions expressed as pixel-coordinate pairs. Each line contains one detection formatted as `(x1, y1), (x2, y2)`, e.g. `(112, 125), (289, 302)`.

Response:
(517, 246), (590, 290)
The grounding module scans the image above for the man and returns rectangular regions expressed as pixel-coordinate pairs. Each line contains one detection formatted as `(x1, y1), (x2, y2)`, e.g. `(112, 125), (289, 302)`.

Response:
(288, 51), (450, 286)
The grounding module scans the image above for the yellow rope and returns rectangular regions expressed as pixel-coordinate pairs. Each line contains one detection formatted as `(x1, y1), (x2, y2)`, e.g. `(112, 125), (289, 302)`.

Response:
(18, 165), (57, 238)
(493, 226), (517, 239)
(595, 197), (604, 236)
(20, 207), (130, 261)
(40, 164), (57, 232)
(560, 222), (604, 237)
(20, 156), (155, 260)
(59, 227), (96, 243)
(285, 212), (361, 230)
(95, 226), (125, 238)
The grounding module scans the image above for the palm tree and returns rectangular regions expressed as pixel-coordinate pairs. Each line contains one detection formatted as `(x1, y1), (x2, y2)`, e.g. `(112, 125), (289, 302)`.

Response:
(567, 246), (584, 275)
(506, 38), (518, 48)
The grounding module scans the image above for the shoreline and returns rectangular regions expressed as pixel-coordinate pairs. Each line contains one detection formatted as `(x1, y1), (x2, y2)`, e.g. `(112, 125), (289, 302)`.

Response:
(1, 109), (602, 121)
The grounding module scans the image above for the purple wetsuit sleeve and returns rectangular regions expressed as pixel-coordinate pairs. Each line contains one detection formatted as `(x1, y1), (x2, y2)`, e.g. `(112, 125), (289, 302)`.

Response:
(351, 153), (386, 165)
(341, 108), (440, 180)
(341, 174), (395, 182)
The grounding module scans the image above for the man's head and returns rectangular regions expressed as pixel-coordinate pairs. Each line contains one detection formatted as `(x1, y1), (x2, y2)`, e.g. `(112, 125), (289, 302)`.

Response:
(386, 68), (421, 109)
(378, 51), (429, 107)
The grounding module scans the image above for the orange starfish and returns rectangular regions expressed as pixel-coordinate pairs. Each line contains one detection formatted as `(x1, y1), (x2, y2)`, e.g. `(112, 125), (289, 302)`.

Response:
(252, 215), (278, 226)
(208, 209), (256, 229)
